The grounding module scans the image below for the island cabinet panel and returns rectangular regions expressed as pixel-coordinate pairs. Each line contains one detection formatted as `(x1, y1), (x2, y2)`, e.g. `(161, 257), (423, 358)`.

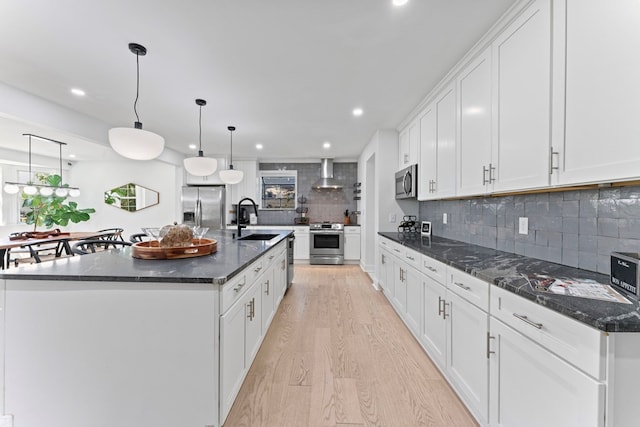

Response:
(489, 317), (605, 427)
(220, 292), (249, 421)
(3, 280), (219, 427)
(555, 0), (640, 185)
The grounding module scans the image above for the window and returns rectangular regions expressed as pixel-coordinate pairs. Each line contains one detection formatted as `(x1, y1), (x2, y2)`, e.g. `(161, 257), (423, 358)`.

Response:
(258, 170), (297, 210)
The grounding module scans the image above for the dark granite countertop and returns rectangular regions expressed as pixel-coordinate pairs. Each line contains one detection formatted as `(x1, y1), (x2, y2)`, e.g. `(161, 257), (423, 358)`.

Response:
(0, 230), (293, 285)
(379, 232), (640, 333)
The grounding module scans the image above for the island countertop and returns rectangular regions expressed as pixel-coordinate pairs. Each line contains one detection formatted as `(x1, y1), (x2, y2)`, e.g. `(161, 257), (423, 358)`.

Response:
(379, 232), (640, 332)
(0, 229), (293, 285)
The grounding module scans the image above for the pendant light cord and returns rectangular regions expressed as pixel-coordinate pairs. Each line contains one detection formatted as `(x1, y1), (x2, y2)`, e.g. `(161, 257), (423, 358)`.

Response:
(133, 52), (141, 123)
(198, 104), (203, 151)
(229, 129), (233, 165)
(28, 135), (32, 179)
(59, 142), (63, 184)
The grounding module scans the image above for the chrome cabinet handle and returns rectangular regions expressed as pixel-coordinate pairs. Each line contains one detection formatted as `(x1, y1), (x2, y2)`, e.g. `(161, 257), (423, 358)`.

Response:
(254, 266), (262, 273)
(489, 163), (496, 183)
(549, 146), (559, 175)
(453, 281), (471, 291)
(424, 265), (437, 272)
(233, 278), (246, 292)
(265, 279), (270, 295)
(513, 313), (543, 329)
(438, 297), (449, 318)
(438, 296), (444, 316)
(487, 333), (495, 358)
(482, 165), (489, 185)
(406, 255), (415, 261)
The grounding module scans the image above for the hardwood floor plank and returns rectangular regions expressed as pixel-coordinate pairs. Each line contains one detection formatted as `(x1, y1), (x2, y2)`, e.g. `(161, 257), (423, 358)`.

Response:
(223, 265), (479, 427)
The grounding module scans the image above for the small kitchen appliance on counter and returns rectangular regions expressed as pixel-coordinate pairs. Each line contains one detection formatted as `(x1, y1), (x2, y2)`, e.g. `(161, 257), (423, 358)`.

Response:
(610, 252), (640, 298)
(397, 215), (418, 234)
(421, 221), (432, 236)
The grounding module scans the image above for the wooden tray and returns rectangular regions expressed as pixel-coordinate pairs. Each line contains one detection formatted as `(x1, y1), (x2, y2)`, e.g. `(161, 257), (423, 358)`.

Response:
(132, 238), (217, 260)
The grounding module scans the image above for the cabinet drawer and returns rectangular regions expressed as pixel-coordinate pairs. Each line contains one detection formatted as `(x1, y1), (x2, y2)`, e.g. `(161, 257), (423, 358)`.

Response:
(344, 226), (361, 234)
(403, 247), (421, 269)
(448, 269), (489, 311)
(421, 255), (446, 283)
(491, 286), (606, 380)
(246, 258), (264, 284)
(263, 242), (285, 270)
(221, 273), (249, 314)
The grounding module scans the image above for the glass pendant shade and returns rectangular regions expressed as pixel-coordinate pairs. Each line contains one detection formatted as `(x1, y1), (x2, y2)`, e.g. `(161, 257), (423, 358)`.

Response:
(55, 187), (69, 197)
(68, 188), (81, 197)
(109, 43), (164, 160)
(39, 187), (54, 196)
(183, 153), (218, 176)
(3, 183), (19, 194)
(23, 185), (38, 195)
(109, 125), (165, 160)
(219, 168), (243, 184)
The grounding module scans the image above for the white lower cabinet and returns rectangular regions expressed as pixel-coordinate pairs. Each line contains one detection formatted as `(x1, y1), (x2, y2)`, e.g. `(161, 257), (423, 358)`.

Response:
(489, 317), (605, 427)
(378, 247), (394, 299)
(344, 226), (361, 261)
(219, 241), (287, 424)
(293, 226), (310, 261)
(421, 274), (447, 370)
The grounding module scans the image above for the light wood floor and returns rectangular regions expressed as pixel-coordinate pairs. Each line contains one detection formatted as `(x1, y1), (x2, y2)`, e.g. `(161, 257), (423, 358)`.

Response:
(224, 265), (478, 427)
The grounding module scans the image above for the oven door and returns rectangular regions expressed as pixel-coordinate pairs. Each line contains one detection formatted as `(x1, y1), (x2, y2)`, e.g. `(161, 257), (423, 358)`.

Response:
(310, 231), (344, 255)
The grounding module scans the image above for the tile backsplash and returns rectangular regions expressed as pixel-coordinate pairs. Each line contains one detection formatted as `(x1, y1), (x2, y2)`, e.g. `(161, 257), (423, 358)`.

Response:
(258, 162), (358, 225)
(419, 186), (640, 274)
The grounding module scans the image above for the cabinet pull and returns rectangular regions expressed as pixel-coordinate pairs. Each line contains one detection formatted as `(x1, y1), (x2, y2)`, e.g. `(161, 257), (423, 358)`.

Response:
(269, 255), (275, 260)
(513, 313), (543, 329)
(406, 255), (415, 261)
(487, 333), (495, 359)
(482, 165), (489, 185)
(247, 300), (253, 320)
(453, 281), (472, 291)
(381, 254), (385, 264)
(254, 266), (262, 273)
(489, 163), (496, 183)
(251, 298), (255, 319)
(549, 146), (559, 175)
(233, 279), (246, 292)
(393, 248), (401, 254)
(425, 265), (437, 273)
(431, 180), (437, 193)
(438, 297), (449, 318)
(265, 279), (270, 295)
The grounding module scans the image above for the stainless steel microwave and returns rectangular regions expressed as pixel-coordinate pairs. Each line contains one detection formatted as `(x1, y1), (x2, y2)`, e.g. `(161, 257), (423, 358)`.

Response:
(395, 164), (418, 199)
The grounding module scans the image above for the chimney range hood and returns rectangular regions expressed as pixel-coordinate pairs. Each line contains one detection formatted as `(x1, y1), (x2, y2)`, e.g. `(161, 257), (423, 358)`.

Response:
(312, 159), (343, 190)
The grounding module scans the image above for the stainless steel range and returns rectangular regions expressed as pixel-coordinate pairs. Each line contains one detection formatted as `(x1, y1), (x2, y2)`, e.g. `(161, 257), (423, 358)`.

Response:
(309, 222), (344, 265)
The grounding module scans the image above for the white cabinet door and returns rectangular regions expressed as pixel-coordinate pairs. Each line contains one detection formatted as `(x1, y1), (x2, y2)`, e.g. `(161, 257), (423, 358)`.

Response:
(244, 283), (263, 366)
(404, 266), (422, 336)
(420, 85), (457, 200)
(261, 267), (275, 331)
(492, 0), (551, 192)
(398, 120), (418, 169)
(489, 317), (605, 427)
(274, 252), (287, 305)
(220, 296), (247, 421)
(229, 160), (258, 205)
(293, 227), (309, 260)
(378, 247), (394, 300)
(447, 291), (489, 425)
(392, 258), (407, 314)
(344, 227), (361, 260)
(421, 275), (447, 370)
(457, 48), (493, 197)
(556, 0), (640, 185)
(418, 104), (437, 200)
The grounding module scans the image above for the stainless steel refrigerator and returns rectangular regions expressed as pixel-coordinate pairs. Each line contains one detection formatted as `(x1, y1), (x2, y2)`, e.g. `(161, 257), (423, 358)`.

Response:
(181, 186), (225, 229)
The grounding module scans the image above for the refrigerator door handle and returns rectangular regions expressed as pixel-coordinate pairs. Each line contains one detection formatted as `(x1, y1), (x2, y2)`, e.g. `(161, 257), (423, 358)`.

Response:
(195, 199), (202, 227)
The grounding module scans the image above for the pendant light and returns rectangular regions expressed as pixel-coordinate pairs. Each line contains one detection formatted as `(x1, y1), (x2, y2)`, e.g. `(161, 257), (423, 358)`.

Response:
(183, 99), (218, 176)
(3, 134), (80, 197)
(219, 126), (244, 184)
(108, 43), (164, 160)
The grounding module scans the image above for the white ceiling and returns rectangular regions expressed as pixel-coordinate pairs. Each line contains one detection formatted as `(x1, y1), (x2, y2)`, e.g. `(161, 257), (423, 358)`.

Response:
(0, 0), (516, 162)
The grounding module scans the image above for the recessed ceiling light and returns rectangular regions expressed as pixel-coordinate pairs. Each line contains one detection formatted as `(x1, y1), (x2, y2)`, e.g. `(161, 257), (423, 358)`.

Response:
(352, 108), (363, 116)
(69, 154), (76, 158)
(323, 142), (331, 149)
(392, 0), (409, 6)
(71, 88), (85, 97)
(256, 143), (263, 150)
(188, 144), (197, 150)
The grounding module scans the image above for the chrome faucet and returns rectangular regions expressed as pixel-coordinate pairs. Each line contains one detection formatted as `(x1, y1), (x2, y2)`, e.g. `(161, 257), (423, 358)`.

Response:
(237, 197), (258, 237)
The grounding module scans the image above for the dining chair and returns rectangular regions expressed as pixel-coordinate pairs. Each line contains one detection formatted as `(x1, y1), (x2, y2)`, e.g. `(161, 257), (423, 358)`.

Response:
(12, 238), (73, 267)
(97, 228), (125, 241)
(129, 232), (148, 243)
(72, 239), (131, 255)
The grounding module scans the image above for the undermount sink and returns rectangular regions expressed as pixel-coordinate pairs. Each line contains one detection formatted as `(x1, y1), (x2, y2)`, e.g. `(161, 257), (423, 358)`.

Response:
(238, 233), (280, 241)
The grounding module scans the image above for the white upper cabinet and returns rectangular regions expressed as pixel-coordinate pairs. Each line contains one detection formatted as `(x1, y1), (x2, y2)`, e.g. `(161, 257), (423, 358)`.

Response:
(418, 84), (457, 200)
(398, 119), (418, 169)
(229, 160), (258, 205)
(553, 0), (640, 185)
(457, 48), (493, 197)
(491, 0), (551, 193)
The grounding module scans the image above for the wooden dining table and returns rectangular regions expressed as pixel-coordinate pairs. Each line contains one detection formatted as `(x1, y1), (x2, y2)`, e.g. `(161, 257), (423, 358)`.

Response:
(0, 231), (118, 269)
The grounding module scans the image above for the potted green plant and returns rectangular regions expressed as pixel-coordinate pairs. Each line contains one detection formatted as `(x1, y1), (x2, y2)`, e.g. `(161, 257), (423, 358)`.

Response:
(21, 173), (96, 232)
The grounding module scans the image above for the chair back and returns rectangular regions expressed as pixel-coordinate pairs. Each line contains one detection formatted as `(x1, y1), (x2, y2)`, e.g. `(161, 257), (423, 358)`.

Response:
(97, 228), (125, 241)
(129, 232), (148, 243)
(72, 239), (131, 255)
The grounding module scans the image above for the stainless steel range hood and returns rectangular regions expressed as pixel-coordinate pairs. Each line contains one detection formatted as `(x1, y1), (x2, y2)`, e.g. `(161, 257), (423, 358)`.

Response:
(312, 159), (343, 190)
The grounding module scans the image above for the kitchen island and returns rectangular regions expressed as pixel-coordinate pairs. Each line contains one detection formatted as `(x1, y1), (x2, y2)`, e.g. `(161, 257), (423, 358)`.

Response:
(0, 229), (292, 427)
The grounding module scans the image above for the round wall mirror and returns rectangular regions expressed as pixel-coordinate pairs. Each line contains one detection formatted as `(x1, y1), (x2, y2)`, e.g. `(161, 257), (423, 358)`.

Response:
(104, 183), (159, 212)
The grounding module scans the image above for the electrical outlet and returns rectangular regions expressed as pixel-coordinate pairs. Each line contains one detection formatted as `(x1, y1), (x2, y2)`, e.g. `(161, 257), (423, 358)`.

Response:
(389, 213), (396, 223)
(518, 217), (528, 235)
(443, 213), (448, 224)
